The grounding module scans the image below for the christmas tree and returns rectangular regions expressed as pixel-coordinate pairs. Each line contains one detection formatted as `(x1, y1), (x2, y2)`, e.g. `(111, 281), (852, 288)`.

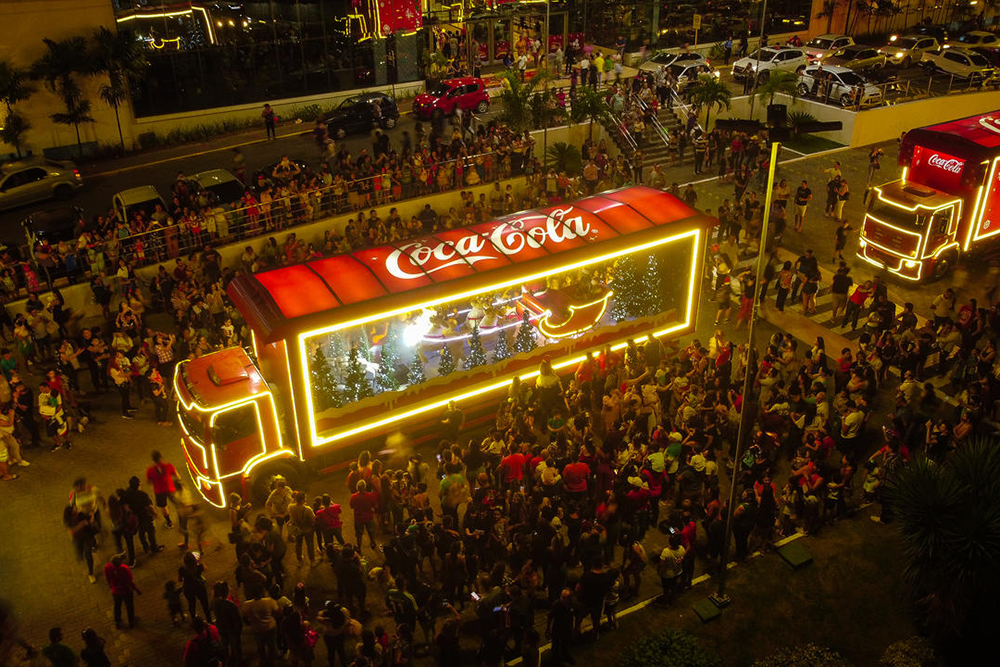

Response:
(515, 310), (537, 354)
(407, 354), (426, 386)
(493, 328), (512, 363)
(329, 333), (348, 375)
(311, 348), (343, 410)
(438, 345), (456, 376)
(643, 252), (661, 316)
(375, 326), (400, 393)
(610, 254), (644, 322)
(464, 324), (488, 370)
(344, 345), (373, 401)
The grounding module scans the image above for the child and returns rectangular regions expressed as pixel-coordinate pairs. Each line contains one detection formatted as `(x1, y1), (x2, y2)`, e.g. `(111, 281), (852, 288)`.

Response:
(163, 580), (184, 626)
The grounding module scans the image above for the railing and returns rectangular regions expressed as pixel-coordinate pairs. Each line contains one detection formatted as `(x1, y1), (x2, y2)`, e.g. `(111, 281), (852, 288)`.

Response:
(634, 96), (673, 151)
(796, 70), (999, 112)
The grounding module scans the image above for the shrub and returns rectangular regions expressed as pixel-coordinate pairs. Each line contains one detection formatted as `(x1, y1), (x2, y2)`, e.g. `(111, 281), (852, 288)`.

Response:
(787, 110), (818, 134)
(751, 644), (855, 667)
(879, 637), (937, 667)
(617, 629), (721, 667)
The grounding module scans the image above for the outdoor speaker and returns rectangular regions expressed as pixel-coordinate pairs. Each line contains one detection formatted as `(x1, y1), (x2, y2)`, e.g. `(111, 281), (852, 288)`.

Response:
(767, 104), (787, 128)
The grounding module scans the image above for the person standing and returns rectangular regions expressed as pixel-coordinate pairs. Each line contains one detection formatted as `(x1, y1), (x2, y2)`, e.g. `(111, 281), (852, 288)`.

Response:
(834, 178), (850, 222)
(724, 36), (733, 65)
(80, 628), (111, 667)
(262, 104), (277, 140)
(109, 352), (135, 419)
(103, 554), (141, 629)
(179, 551), (213, 623)
(211, 581), (243, 667)
(288, 491), (317, 565)
(657, 535), (686, 605)
(349, 479), (379, 552)
(546, 589), (576, 666)
(148, 367), (171, 426)
(42, 627), (79, 667)
(830, 264), (853, 324)
(843, 280), (873, 331)
(265, 477), (294, 538)
(793, 179), (812, 232)
(931, 288), (956, 327)
(833, 219), (852, 263)
(146, 450), (180, 529)
(243, 591), (281, 666)
(65, 503), (98, 583)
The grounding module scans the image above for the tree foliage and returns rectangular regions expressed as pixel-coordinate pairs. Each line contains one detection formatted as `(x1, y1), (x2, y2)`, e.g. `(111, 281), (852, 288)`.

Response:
(0, 61), (34, 157)
(310, 348), (342, 410)
(889, 439), (1000, 644)
(545, 141), (583, 175)
(497, 68), (554, 135)
(514, 310), (537, 354)
(438, 345), (456, 376)
(464, 324), (488, 370)
(406, 355), (426, 386)
(617, 628), (721, 667)
(32, 37), (96, 157)
(492, 328), (512, 362)
(568, 85), (610, 140)
(752, 70), (800, 116)
(751, 644), (854, 667)
(343, 345), (373, 402)
(375, 327), (400, 393)
(688, 74), (732, 130)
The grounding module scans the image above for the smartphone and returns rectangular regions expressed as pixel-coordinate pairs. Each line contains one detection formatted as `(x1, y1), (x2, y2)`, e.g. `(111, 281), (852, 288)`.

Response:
(471, 592), (481, 602)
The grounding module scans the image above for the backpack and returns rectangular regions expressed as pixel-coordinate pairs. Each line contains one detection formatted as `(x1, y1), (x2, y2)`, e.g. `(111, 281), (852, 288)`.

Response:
(186, 634), (225, 667)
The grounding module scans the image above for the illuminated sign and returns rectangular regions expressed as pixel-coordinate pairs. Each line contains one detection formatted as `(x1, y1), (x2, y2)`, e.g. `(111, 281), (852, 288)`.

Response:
(979, 115), (1000, 135)
(386, 208), (594, 280)
(926, 153), (964, 174)
(910, 145), (968, 193)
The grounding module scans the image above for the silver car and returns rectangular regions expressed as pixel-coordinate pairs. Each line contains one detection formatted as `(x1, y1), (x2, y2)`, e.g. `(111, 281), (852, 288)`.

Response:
(797, 65), (883, 107)
(0, 158), (83, 211)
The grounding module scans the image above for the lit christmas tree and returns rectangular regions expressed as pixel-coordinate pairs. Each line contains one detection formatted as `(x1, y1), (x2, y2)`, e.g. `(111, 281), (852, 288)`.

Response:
(344, 345), (373, 401)
(464, 324), (488, 370)
(407, 354), (426, 386)
(311, 348), (343, 410)
(611, 254), (644, 322)
(438, 345), (456, 376)
(493, 328), (512, 363)
(515, 310), (537, 354)
(375, 326), (400, 392)
(329, 332), (348, 375)
(643, 252), (661, 316)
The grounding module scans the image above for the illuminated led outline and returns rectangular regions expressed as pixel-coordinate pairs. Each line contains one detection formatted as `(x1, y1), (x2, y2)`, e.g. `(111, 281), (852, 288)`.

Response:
(115, 7), (216, 44)
(536, 291), (614, 339)
(864, 212), (924, 257)
(296, 228), (703, 446)
(971, 158), (1000, 245)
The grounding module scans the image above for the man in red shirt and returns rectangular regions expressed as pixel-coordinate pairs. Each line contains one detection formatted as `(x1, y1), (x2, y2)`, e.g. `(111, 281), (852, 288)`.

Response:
(146, 450), (180, 528)
(182, 616), (222, 666)
(562, 453), (590, 503)
(103, 554), (141, 628)
(349, 479), (378, 551)
(498, 446), (526, 492)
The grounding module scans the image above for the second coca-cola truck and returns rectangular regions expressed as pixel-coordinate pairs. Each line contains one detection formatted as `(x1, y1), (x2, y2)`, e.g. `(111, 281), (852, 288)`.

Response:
(858, 110), (1000, 280)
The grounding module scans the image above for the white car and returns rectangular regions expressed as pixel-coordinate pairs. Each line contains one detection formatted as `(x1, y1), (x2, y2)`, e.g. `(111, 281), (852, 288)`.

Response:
(666, 62), (721, 92)
(797, 65), (883, 107)
(804, 34), (855, 61)
(0, 158), (83, 211)
(640, 51), (709, 74)
(113, 186), (168, 223)
(186, 169), (246, 208)
(732, 47), (809, 83)
(879, 35), (940, 68)
(921, 46), (995, 82)
(947, 31), (1000, 50)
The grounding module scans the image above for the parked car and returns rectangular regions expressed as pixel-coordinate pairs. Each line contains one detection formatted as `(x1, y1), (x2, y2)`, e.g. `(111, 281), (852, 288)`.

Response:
(23, 205), (83, 253)
(667, 62), (721, 92)
(803, 34), (855, 61)
(252, 158), (311, 190)
(0, 158), (82, 211)
(412, 77), (490, 120)
(921, 46), (995, 82)
(948, 30), (1000, 50)
(112, 186), (168, 223)
(325, 92), (399, 139)
(185, 169), (245, 208)
(971, 46), (1000, 67)
(878, 35), (939, 68)
(825, 44), (887, 71)
(731, 46), (809, 83)
(797, 65), (883, 107)
(639, 50), (708, 73)
(912, 24), (949, 44)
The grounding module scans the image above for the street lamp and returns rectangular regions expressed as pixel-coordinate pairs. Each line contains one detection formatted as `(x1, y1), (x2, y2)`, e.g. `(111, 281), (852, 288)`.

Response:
(746, 0), (770, 121)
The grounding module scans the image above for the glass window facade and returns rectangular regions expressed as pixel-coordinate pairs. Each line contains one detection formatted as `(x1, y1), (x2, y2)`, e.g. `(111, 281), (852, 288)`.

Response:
(113, 1), (421, 117)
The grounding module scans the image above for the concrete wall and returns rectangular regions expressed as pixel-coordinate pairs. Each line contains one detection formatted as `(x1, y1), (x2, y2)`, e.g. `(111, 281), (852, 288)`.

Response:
(850, 90), (1000, 146)
(131, 81), (427, 142)
(0, 0), (131, 157)
(713, 93), (856, 145)
(808, 0), (999, 39)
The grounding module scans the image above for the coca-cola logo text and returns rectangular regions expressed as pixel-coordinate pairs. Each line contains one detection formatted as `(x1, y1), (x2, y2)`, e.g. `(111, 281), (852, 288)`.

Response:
(927, 153), (964, 174)
(386, 208), (594, 280)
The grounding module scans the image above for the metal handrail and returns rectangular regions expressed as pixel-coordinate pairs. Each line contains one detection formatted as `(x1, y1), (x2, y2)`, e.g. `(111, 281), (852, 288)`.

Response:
(634, 96), (672, 150)
(605, 107), (637, 154)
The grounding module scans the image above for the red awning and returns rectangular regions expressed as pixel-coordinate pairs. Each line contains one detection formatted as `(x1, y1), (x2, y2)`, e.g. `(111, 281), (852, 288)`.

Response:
(229, 186), (709, 342)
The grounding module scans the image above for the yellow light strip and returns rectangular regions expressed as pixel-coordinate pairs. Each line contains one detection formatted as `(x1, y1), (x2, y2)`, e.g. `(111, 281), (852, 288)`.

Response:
(296, 228), (703, 446)
(176, 413), (209, 469)
(971, 157), (1000, 245)
(281, 340), (304, 459)
(864, 212), (924, 257)
(116, 7), (215, 45)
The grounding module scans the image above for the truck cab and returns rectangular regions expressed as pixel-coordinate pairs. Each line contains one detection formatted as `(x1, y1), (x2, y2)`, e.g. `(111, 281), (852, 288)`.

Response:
(174, 347), (292, 507)
(859, 181), (963, 281)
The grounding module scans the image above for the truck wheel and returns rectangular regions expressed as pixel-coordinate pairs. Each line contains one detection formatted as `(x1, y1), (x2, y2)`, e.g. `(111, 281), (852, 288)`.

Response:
(932, 250), (958, 281)
(250, 460), (300, 503)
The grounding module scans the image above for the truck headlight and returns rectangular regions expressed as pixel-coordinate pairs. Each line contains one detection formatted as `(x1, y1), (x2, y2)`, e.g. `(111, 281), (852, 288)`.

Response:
(904, 260), (918, 268)
(859, 238), (867, 248)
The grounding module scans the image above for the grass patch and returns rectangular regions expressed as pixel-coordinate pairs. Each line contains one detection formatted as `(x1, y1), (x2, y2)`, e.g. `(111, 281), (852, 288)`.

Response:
(784, 133), (845, 154)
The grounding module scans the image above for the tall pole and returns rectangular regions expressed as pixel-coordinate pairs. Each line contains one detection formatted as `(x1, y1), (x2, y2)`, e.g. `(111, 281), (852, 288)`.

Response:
(746, 0), (769, 121)
(710, 141), (780, 607)
(543, 0), (551, 165)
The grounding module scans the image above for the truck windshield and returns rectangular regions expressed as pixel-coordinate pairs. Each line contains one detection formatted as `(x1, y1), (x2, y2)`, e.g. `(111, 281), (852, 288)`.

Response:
(180, 408), (204, 445)
(212, 404), (258, 450)
(868, 199), (926, 232)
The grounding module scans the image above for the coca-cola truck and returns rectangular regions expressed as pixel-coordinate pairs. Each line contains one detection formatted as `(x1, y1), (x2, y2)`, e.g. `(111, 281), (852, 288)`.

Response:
(858, 110), (1000, 280)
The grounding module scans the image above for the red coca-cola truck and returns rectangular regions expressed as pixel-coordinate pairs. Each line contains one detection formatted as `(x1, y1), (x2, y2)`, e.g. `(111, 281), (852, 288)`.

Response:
(859, 110), (1000, 280)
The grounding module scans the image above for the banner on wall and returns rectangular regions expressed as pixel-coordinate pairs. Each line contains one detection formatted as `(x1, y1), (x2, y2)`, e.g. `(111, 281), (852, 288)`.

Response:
(370, 0), (423, 36)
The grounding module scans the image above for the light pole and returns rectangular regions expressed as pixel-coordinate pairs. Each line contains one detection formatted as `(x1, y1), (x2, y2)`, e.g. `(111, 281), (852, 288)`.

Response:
(543, 0), (551, 165)
(746, 0), (769, 121)
(709, 140), (781, 608)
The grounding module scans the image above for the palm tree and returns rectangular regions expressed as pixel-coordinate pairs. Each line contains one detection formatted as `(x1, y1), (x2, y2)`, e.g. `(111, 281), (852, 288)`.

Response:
(889, 439), (1000, 657)
(568, 85), (609, 140)
(32, 36), (96, 157)
(92, 26), (148, 151)
(545, 142), (582, 175)
(497, 69), (553, 134)
(0, 61), (34, 157)
(687, 74), (732, 131)
(750, 70), (800, 120)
